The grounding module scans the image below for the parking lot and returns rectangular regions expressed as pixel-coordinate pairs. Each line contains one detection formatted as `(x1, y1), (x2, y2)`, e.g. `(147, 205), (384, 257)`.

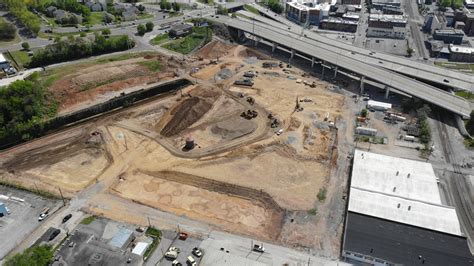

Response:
(0, 185), (60, 259)
(364, 38), (408, 56)
(156, 230), (203, 266)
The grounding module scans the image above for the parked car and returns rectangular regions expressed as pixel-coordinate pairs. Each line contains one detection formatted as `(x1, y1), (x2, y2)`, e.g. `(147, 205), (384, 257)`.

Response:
(253, 244), (265, 253)
(186, 256), (196, 266)
(38, 212), (49, 221)
(172, 260), (182, 266)
(192, 247), (202, 257)
(49, 229), (61, 241)
(62, 214), (72, 223)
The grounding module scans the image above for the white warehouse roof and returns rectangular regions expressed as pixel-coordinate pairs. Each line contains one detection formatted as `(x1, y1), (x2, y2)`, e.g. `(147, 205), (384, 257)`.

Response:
(349, 150), (463, 236)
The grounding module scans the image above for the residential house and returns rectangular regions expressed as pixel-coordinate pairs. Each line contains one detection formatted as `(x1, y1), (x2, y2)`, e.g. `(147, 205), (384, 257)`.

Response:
(45, 6), (57, 17)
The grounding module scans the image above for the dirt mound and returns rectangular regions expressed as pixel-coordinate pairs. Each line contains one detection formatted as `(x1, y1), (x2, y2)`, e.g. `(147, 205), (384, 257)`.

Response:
(160, 87), (220, 137)
(238, 48), (271, 60)
(211, 116), (257, 140)
(196, 41), (235, 59)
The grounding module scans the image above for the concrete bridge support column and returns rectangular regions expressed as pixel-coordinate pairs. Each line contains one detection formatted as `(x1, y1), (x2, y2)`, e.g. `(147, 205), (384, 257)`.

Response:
(321, 65), (326, 80)
(360, 76), (365, 95)
(254, 37), (260, 47)
(333, 66), (338, 79)
(311, 57), (315, 68)
(289, 49), (295, 64)
(272, 42), (277, 53)
(385, 86), (391, 99)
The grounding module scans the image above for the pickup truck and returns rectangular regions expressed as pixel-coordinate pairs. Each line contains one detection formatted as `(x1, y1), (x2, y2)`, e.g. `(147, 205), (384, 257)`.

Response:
(253, 244), (265, 253)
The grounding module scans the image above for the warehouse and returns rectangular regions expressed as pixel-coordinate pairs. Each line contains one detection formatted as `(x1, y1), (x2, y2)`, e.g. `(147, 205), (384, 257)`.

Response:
(342, 150), (473, 266)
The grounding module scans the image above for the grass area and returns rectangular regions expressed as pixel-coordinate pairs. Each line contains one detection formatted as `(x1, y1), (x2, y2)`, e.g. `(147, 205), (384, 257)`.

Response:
(0, 179), (59, 199)
(456, 91), (474, 102)
(80, 216), (96, 225)
(9, 50), (31, 69)
(84, 12), (105, 27)
(138, 13), (155, 20)
(44, 17), (58, 27)
(162, 26), (211, 54)
(144, 227), (162, 260)
(38, 29), (101, 39)
(235, 12), (251, 19)
(307, 208), (317, 215)
(197, 0), (215, 5)
(434, 61), (474, 72)
(317, 187), (327, 202)
(95, 52), (156, 63)
(150, 33), (169, 45)
(139, 60), (161, 72)
(244, 4), (260, 15)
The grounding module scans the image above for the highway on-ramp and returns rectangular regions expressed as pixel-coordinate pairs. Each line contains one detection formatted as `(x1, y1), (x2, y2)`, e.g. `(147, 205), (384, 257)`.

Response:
(244, 4), (474, 92)
(209, 16), (471, 118)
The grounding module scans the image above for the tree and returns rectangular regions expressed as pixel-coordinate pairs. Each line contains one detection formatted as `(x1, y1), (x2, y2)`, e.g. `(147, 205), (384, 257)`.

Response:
(360, 108), (368, 117)
(145, 22), (154, 32)
(137, 4), (146, 12)
(216, 5), (228, 15)
(0, 22), (16, 40)
(21, 42), (30, 50)
(4, 245), (54, 266)
(160, 0), (168, 10)
(102, 28), (111, 36)
(172, 2), (180, 12)
(267, 0), (283, 14)
(466, 110), (474, 135)
(407, 47), (414, 57)
(80, 32), (87, 37)
(137, 24), (146, 36)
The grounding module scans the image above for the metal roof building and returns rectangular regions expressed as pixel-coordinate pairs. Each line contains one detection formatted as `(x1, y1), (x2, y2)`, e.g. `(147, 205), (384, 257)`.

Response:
(342, 150), (473, 265)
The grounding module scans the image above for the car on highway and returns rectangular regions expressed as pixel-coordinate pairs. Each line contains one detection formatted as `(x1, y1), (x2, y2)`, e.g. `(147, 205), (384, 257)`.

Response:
(192, 247), (202, 257)
(62, 214), (72, 223)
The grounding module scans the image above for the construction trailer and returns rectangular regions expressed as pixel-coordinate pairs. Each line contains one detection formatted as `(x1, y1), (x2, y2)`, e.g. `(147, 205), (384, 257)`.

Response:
(367, 100), (392, 111)
(356, 126), (378, 136)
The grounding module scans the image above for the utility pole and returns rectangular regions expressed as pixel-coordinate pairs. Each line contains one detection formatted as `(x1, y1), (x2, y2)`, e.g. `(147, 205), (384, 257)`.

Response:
(34, 182), (40, 194)
(147, 216), (151, 227)
(58, 187), (66, 206)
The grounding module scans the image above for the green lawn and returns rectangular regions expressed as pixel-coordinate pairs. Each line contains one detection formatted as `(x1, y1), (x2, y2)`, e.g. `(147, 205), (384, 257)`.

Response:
(434, 61), (474, 72)
(150, 33), (169, 45)
(138, 13), (154, 20)
(455, 91), (474, 101)
(162, 27), (211, 54)
(244, 4), (259, 15)
(80, 216), (96, 225)
(139, 60), (161, 72)
(84, 12), (105, 26)
(8, 50), (31, 69)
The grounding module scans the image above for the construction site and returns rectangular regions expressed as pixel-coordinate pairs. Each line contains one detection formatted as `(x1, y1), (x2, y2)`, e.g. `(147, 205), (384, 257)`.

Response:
(0, 40), (352, 258)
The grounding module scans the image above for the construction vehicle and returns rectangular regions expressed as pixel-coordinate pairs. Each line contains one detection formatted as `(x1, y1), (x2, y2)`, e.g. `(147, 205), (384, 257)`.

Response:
(271, 119), (280, 128)
(241, 109), (258, 119)
(246, 96), (255, 105)
(234, 79), (254, 86)
(253, 244), (265, 252)
(243, 71), (255, 78)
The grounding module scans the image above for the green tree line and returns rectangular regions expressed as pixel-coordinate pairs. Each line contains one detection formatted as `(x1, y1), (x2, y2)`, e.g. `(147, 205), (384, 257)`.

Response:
(28, 34), (135, 67)
(4, 245), (54, 266)
(0, 79), (57, 142)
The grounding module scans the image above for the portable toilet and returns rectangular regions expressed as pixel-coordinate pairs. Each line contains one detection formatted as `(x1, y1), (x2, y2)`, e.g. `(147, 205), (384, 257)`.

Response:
(0, 202), (8, 217)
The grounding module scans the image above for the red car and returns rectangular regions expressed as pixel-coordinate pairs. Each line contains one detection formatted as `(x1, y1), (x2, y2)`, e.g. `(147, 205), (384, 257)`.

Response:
(178, 232), (188, 240)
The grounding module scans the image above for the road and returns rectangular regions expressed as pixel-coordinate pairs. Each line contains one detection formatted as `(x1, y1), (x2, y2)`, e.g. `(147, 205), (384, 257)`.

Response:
(405, 0), (429, 59)
(209, 16), (471, 117)
(246, 3), (474, 92)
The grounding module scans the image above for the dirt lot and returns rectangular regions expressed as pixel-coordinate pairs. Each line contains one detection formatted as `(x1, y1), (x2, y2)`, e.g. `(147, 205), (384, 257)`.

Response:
(0, 41), (351, 257)
(40, 53), (180, 113)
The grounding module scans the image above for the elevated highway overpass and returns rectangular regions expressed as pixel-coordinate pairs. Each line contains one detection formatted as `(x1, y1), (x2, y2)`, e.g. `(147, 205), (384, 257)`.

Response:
(241, 4), (474, 92)
(209, 16), (471, 118)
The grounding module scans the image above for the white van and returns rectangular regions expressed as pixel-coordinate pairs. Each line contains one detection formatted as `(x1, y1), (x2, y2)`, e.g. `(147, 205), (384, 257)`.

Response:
(186, 256), (196, 266)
